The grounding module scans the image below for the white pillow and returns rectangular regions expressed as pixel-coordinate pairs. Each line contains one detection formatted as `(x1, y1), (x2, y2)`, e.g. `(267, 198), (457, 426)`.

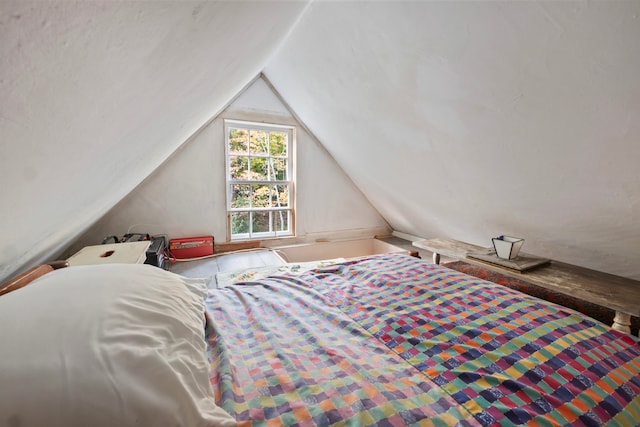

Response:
(0, 264), (235, 427)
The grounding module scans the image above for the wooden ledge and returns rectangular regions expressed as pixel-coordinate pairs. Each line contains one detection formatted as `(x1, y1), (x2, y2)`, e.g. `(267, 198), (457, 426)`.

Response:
(0, 264), (54, 297)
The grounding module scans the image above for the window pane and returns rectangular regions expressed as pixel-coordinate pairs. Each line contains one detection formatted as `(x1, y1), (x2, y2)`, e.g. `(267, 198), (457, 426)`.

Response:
(270, 131), (287, 156)
(270, 158), (287, 181)
(252, 211), (270, 234)
(274, 210), (289, 233)
(249, 157), (269, 181)
(250, 130), (269, 155)
(226, 122), (293, 241)
(231, 184), (250, 208)
(228, 128), (248, 154)
(231, 212), (249, 235)
(272, 185), (289, 208)
(229, 156), (249, 180)
(251, 184), (270, 208)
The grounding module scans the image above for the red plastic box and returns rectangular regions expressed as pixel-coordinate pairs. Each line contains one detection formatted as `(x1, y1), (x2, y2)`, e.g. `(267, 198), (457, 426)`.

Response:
(169, 236), (214, 259)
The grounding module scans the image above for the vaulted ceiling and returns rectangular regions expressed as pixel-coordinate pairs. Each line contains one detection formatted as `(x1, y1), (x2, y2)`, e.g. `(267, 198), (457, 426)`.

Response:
(2, 1), (639, 282)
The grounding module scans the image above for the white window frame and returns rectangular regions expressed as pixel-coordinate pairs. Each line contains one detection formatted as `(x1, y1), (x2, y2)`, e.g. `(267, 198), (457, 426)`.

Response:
(224, 119), (295, 241)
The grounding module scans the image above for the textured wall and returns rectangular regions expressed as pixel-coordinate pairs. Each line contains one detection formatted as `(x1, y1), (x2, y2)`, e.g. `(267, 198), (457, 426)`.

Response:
(0, 1), (308, 281)
(2, 1), (639, 282)
(265, 1), (640, 279)
(68, 77), (389, 254)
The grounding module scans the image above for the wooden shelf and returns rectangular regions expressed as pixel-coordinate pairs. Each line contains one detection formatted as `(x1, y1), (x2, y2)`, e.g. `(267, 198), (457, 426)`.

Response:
(414, 237), (640, 335)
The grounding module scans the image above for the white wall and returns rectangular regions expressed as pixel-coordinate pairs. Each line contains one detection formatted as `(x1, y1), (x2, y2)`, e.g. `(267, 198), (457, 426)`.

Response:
(0, 1), (309, 282)
(68, 77), (389, 254)
(4, 1), (639, 283)
(266, 1), (640, 279)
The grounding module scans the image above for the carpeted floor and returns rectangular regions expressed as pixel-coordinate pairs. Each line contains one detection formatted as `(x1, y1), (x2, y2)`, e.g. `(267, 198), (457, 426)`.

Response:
(443, 260), (640, 336)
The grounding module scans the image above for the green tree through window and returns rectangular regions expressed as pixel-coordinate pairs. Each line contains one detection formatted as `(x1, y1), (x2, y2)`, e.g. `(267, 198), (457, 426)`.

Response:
(225, 120), (294, 240)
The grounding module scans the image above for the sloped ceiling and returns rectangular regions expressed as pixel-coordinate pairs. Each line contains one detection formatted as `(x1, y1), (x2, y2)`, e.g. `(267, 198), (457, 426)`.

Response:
(2, 1), (639, 282)
(265, 1), (640, 279)
(0, 1), (308, 281)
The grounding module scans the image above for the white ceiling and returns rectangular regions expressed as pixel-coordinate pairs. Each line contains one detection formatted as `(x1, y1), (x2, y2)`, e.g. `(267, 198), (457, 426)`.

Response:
(2, 1), (639, 281)
(266, 1), (640, 278)
(0, 1), (308, 280)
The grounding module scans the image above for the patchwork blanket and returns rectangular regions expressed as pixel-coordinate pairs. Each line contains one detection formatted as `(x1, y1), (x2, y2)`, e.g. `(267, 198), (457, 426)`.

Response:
(207, 277), (477, 426)
(206, 254), (640, 426)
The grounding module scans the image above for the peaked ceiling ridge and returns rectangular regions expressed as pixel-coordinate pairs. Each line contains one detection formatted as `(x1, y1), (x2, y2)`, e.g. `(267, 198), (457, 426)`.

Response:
(0, 1), (312, 283)
(87, 1), (316, 223)
(97, 1), (315, 220)
(264, 0), (315, 67)
(260, 73), (392, 233)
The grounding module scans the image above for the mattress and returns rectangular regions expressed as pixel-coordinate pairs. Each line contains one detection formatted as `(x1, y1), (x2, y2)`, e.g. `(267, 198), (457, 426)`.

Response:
(205, 253), (640, 426)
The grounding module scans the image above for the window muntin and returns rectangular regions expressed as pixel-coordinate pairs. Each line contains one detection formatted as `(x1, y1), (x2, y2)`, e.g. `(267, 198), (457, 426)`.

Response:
(225, 120), (294, 240)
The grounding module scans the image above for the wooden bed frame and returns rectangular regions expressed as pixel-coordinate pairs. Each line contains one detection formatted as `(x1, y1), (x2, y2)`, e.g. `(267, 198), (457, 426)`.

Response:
(0, 261), (69, 296)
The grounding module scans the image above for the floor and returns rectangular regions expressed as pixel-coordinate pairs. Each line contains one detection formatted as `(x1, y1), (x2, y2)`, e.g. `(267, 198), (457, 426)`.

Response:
(167, 236), (426, 289)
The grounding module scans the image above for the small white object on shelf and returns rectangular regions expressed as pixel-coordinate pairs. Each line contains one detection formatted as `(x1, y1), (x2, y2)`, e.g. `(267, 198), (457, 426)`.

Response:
(67, 241), (151, 266)
(492, 236), (524, 260)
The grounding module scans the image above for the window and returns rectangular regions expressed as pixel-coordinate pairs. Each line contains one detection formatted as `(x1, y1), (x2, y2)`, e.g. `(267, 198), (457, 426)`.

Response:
(225, 120), (294, 240)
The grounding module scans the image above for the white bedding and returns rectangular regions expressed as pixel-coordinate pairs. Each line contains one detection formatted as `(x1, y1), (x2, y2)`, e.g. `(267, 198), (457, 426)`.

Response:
(0, 264), (234, 427)
(214, 258), (345, 287)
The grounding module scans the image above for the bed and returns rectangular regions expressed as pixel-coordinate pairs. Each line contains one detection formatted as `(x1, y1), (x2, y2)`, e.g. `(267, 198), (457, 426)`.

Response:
(1, 253), (639, 426)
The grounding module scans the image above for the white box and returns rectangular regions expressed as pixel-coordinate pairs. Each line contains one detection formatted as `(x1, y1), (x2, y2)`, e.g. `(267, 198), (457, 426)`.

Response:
(67, 241), (151, 266)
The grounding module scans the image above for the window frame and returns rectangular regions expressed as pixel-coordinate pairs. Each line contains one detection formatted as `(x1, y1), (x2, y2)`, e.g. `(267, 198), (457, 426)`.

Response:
(224, 119), (295, 241)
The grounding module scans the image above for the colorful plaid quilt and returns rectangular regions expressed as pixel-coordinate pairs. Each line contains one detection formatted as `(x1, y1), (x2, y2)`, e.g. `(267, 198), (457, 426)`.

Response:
(206, 278), (478, 426)
(206, 253), (640, 426)
(301, 254), (640, 426)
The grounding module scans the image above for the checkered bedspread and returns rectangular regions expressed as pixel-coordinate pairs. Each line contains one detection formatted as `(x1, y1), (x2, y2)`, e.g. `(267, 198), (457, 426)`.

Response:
(207, 277), (477, 426)
(206, 253), (640, 426)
